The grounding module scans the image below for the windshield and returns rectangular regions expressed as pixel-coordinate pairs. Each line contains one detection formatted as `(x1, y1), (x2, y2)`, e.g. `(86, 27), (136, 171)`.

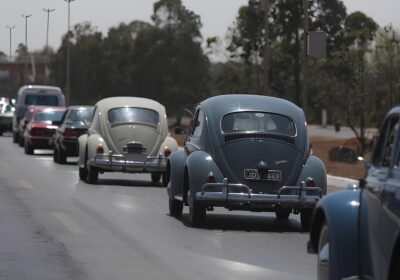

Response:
(108, 107), (160, 125)
(33, 111), (64, 122)
(221, 112), (296, 137)
(26, 95), (59, 106)
(66, 108), (93, 124)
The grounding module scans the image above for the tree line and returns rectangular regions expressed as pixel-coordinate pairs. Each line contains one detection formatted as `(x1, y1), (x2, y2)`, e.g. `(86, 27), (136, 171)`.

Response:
(45, 0), (400, 137)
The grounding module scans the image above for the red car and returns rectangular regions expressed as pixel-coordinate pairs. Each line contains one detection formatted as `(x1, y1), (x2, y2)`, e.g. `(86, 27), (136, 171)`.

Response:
(23, 106), (66, 155)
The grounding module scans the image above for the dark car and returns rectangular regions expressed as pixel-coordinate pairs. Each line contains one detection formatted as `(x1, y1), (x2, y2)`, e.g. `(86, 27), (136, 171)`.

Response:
(53, 106), (94, 164)
(167, 94), (327, 228)
(0, 98), (15, 135)
(308, 106), (400, 280)
(23, 106), (66, 155)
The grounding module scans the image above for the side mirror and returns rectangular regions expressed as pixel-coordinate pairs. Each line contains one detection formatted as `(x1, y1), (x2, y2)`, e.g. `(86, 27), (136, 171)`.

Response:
(175, 127), (184, 135)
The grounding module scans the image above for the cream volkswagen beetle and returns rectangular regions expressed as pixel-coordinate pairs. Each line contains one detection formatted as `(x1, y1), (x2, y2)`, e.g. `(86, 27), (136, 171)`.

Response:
(78, 97), (178, 184)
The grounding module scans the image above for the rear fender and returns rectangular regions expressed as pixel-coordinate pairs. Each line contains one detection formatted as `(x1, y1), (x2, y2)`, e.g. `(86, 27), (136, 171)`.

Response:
(186, 151), (224, 197)
(309, 189), (360, 279)
(87, 134), (109, 165)
(78, 134), (88, 168)
(297, 155), (327, 194)
(168, 150), (185, 199)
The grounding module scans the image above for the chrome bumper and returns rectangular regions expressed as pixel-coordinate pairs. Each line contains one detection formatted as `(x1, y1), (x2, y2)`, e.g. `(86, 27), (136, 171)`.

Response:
(89, 153), (168, 173)
(196, 178), (322, 209)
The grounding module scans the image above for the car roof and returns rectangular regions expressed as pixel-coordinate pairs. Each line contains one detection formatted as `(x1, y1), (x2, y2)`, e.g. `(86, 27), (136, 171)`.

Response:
(18, 85), (62, 93)
(96, 97), (165, 115)
(30, 106), (66, 112)
(67, 105), (94, 110)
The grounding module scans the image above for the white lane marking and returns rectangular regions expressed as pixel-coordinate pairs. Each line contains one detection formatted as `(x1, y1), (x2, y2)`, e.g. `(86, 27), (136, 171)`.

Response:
(17, 180), (33, 190)
(52, 212), (86, 235)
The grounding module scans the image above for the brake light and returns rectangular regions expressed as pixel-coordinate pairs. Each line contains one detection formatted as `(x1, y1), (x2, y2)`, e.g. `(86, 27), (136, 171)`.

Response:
(164, 146), (171, 157)
(207, 172), (215, 183)
(306, 177), (316, 188)
(64, 128), (78, 138)
(96, 144), (104, 154)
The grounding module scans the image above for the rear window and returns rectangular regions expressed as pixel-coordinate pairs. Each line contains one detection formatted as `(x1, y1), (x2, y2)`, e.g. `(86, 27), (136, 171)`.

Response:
(26, 95), (59, 106)
(221, 112), (296, 137)
(66, 108), (94, 124)
(108, 107), (159, 125)
(34, 111), (64, 122)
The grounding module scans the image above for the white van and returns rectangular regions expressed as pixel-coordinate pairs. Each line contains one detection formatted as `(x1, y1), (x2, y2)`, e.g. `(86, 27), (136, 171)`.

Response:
(12, 85), (65, 143)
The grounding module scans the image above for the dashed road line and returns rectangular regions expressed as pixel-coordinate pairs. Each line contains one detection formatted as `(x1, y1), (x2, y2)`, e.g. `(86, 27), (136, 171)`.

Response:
(17, 180), (33, 190)
(52, 212), (86, 235)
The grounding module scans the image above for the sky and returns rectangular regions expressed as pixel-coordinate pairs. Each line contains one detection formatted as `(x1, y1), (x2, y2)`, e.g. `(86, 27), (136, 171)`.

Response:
(0, 0), (399, 56)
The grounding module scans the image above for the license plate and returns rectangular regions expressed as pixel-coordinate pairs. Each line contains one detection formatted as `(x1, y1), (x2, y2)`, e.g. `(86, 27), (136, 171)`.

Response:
(244, 169), (282, 182)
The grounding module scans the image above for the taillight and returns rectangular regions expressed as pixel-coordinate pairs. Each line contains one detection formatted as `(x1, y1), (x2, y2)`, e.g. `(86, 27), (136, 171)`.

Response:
(207, 172), (215, 183)
(306, 177), (316, 188)
(64, 128), (78, 138)
(96, 144), (104, 154)
(164, 146), (171, 157)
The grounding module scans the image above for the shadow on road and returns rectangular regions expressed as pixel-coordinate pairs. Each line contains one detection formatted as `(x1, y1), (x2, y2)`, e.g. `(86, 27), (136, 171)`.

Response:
(96, 178), (165, 188)
(178, 213), (304, 233)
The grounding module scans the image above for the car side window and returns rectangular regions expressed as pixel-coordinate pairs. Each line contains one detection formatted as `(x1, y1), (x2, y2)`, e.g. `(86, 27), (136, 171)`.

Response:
(373, 115), (400, 167)
(191, 109), (204, 138)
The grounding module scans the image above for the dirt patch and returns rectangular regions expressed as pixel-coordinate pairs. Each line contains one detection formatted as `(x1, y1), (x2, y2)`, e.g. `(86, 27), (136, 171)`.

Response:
(310, 136), (370, 180)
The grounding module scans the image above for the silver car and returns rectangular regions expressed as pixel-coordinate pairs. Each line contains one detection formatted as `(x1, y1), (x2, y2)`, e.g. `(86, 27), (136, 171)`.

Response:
(78, 97), (178, 184)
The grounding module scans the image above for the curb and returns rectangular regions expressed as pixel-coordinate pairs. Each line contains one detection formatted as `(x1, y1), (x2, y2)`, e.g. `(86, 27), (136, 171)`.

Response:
(327, 174), (358, 189)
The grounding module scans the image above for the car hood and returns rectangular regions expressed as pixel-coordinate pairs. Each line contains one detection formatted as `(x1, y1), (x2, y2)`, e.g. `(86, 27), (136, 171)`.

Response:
(214, 138), (304, 194)
(105, 123), (163, 156)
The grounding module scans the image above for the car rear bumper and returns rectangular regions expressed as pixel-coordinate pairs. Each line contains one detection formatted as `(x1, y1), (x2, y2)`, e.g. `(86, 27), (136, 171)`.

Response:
(89, 153), (168, 173)
(26, 135), (54, 148)
(195, 178), (322, 209)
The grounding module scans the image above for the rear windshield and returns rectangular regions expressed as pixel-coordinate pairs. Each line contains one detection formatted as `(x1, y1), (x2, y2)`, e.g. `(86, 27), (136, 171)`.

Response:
(66, 108), (93, 124)
(108, 107), (159, 125)
(33, 111), (64, 122)
(221, 112), (296, 137)
(26, 95), (59, 106)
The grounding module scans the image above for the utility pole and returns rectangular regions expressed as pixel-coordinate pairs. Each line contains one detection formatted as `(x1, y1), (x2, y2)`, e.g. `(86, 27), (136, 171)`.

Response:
(263, 0), (270, 96)
(21, 14), (32, 50)
(302, 0), (309, 117)
(6, 25), (15, 62)
(43, 8), (55, 53)
(64, 0), (75, 105)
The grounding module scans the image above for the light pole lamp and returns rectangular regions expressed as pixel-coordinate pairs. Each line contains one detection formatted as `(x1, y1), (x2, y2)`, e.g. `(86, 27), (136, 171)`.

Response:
(21, 14), (32, 50)
(6, 25), (15, 62)
(43, 8), (55, 52)
(64, 0), (75, 105)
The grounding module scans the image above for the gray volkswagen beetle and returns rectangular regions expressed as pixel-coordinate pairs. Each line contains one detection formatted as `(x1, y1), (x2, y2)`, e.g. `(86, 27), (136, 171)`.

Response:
(78, 97), (178, 184)
(167, 94), (327, 229)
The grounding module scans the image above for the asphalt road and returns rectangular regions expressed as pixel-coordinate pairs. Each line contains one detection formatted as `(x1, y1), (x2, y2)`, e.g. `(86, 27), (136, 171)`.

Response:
(0, 134), (325, 280)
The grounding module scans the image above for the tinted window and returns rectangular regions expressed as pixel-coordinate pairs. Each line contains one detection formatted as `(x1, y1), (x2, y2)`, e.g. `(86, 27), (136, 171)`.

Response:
(33, 111), (64, 122)
(374, 116), (400, 167)
(66, 109), (94, 124)
(191, 109), (204, 138)
(221, 112), (296, 136)
(26, 95), (59, 106)
(108, 107), (159, 125)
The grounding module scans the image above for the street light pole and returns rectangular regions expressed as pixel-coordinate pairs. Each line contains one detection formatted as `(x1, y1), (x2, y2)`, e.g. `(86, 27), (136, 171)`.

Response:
(64, 0), (75, 105)
(43, 8), (55, 53)
(263, 0), (270, 96)
(302, 0), (309, 117)
(6, 25), (15, 62)
(21, 14), (32, 50)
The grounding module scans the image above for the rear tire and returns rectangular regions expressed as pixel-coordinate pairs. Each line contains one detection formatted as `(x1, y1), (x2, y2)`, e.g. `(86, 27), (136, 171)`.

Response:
(87, 166), (98, 184)
(275, 208), (291, 220)
(53, 147), (58, 163)
(151, 172), (162, 183)
(301, 209), (313, 231)
(188, 198), (206, 227)
(57, 148), (67, 164)
(0, 130), (3, 136)
(79, 167), (88, 181)
(13, 132), (18, 143)
(18, 135), (24, 147)
(169, 198), (183, 217)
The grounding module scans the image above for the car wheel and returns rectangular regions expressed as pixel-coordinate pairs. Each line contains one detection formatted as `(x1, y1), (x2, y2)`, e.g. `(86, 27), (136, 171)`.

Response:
(58, 148), (67, 164)
(162, 172), (169, 187)
(53, 147), (58, 163)
(18, 135), (24, 147)
(13, 132), (18, 143)
(151, 172), (162, 183)
(300, 209), (313, 231)
(317, 224), (330, 280)
(24, 140), (34, 155)
(0, 130), (3, 136)
(188, 198), (206, 227)
(87, 166), (98, 184)
(275, 208), (291, 220)
(79, 167), (88, 181)
(169, 198), (183, 217)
